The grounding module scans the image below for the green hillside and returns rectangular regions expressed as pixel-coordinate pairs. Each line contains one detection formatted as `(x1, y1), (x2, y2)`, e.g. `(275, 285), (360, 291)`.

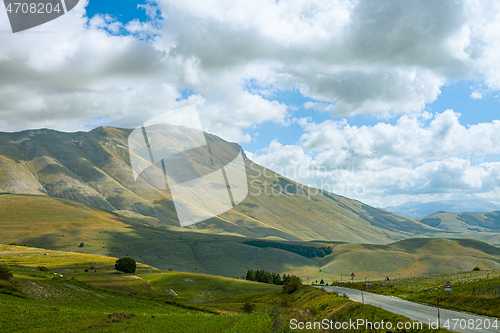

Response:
(417, 210), (500, 232)
(0, 244), (276, 332)
(0, 244), (448, 333)
(2, 194), (500, 282)
(0, 127), (432, 244)
(312, 238), (500, 282)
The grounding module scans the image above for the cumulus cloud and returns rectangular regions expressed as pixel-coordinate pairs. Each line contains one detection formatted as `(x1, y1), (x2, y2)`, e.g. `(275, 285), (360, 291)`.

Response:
(2, 0), (500, 136)
(250, 111), (500, 206)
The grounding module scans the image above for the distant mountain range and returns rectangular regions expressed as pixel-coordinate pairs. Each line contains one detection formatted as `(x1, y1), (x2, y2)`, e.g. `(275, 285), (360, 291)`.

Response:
(384, 199), (500, 219)
(0, 127), (432, 244)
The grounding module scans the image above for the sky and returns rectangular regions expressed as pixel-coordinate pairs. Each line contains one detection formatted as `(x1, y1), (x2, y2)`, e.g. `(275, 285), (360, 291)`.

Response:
(1, 0), (500, 208)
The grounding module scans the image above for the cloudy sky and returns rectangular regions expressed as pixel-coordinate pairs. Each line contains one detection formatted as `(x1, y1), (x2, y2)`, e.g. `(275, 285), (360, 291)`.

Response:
(1, 0), (500, 207)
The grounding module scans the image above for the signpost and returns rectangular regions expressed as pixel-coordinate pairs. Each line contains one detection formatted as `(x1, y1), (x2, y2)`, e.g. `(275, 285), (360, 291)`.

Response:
(445, 281), (452, 302)
(351, 272), (355, 282)
(437, 297), (440, 328)
(385, 276), (390, 284)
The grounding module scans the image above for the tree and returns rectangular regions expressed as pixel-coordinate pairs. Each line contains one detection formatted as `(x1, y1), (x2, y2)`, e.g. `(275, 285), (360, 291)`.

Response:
(78, 242), (84, 248)
(246, 270), (255, 281)
(115, 257), (136, 273)
(0, 265), (12, 281)
(242, 302), (256, 313)
(283, 275), (302, 294)
(472, 266), (481, 271)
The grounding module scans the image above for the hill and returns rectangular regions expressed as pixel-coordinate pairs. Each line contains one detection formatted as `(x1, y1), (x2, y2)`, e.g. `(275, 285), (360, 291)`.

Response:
(385, 199), (500, 218)
(1, 195), (499, 281)
(0, 244), (278, 332)
(1, 244), (443, 333)
(0, 127), (433, 244)
(416, 210), (500, 233)
(312, 238), (500, 282)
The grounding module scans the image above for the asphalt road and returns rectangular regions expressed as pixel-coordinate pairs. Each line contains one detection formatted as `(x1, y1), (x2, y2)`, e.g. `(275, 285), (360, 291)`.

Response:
(316, 286), (499, 333)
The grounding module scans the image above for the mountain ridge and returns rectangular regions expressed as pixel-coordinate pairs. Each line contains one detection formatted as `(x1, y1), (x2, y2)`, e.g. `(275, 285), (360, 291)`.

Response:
(385, 199), (500, 219)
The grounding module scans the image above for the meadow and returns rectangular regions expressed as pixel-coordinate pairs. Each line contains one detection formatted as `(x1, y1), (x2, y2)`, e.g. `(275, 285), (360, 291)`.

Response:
(0, 244), (450, 332)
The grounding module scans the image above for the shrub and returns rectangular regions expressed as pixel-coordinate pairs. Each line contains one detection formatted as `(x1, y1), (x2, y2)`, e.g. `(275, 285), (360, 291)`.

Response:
(282, 275), (302, 294)
(115, 257), (136, 273)
(37, 266), (49, 272)
(472, 266), (481, 271)
(242, 302), (256, 313)
(78, 243), (84, 248)
(0, 266), (12, 281)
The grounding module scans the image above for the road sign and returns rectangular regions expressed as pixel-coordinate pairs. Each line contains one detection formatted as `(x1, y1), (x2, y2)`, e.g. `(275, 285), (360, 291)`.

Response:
(445, 281), (452, 292)
(385, 276), (390, 282)
(351, 273), (355, 281)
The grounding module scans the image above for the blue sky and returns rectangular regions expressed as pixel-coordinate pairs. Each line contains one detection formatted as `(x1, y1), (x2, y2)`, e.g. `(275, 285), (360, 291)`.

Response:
(2, 0), (500, 207)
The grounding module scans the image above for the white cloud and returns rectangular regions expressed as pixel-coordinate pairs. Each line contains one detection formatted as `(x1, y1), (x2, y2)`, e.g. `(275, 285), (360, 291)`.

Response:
(250, 111), (500, 206)
(470, 90), (483, 99)
(2, 0), (500, 136)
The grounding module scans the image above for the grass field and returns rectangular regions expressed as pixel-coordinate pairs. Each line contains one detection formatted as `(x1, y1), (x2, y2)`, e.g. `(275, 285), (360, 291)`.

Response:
(0, 244), (451, 332)
(142, 272), (281, 304)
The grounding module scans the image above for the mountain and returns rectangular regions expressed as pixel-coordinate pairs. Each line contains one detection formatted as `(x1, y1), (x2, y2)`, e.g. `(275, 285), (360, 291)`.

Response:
(0, 127), (433, 244)
(416, 211), (500, 233)
(384, 199), (500, 219)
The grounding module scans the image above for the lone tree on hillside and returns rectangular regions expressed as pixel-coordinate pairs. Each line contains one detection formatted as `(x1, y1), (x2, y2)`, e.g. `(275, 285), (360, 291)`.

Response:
(282, 275), (302, 294)
(115, 257), (136, 273)
(0, 265), (12, 281)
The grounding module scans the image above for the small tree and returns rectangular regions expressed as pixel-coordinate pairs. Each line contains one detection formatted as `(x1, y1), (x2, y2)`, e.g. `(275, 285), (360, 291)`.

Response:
(472, 266), (481, 271)
(0, 265), (12, 281)
(242, 302), (256, 313)
(282, 275), (302, 294)
(115, 258), (136, 273)
(78, 243), (84, 248)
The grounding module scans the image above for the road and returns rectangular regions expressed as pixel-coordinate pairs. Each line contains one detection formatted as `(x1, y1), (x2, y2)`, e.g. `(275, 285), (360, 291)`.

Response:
(316, 286), (499, 333)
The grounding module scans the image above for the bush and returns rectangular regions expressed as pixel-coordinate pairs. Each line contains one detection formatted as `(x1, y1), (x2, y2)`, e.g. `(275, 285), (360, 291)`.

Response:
(115, 257), (136, 273)
(472, 266), (481, 271)
(37, 266), (49, 272)
(78, 243), (84, 248)
(282, 275), (302, 294)
(0, 265), (13, 281)
(242, 302), (256, 313)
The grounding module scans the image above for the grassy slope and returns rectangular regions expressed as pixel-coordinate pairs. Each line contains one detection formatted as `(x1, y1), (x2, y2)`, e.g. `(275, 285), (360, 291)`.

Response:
(2, 195), (500, 282)
(0, 244), (278, 333)
(312, 238), (500, 282)
(417, 210), (500, 232)
(0, 245), (448, 333)
(0, 127), (433, 244)
(209, 286), (449, 332)
(332, 268), (500, 318)
(0, 194), (322, 279)
(142, 272), (281, 304)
